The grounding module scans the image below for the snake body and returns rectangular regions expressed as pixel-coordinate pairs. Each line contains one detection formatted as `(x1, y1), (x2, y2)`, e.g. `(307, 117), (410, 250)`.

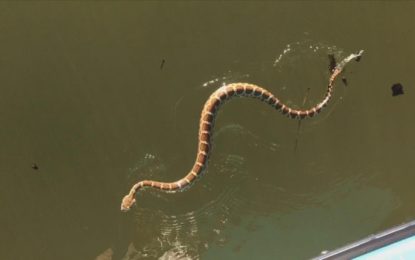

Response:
(121, 50), (364, 212)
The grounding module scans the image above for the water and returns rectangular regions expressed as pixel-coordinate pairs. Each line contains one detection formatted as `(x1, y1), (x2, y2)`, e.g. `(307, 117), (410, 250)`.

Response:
(0, 2), (415, 260)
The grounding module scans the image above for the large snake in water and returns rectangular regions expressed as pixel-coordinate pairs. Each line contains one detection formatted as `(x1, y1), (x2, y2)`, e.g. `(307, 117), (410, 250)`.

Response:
(121, 50), (364, 212)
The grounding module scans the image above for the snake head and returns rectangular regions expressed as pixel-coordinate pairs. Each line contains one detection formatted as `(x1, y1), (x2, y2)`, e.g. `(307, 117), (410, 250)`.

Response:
(121, 194), (136, 212)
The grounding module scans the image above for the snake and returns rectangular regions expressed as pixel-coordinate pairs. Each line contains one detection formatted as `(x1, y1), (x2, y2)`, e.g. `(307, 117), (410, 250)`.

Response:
(121, 50), (364, 212)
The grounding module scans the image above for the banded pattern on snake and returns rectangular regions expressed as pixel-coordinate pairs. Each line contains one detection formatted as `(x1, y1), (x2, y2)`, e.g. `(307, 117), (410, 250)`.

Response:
(121, 50), (364, 212)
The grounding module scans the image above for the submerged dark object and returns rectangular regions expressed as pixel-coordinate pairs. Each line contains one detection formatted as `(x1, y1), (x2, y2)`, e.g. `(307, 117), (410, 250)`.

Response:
(160, 59), (165, 70)
(31, 163), (38, 170)
(391, 83), (404, 96)
(328, 54), (337, 72)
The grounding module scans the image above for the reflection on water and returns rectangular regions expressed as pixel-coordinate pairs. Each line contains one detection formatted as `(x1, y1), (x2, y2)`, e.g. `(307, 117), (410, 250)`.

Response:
(203, 185), (400, 259)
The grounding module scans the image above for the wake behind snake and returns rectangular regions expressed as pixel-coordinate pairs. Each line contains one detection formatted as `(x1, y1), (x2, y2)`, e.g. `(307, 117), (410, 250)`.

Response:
(121, 50), (364, 212)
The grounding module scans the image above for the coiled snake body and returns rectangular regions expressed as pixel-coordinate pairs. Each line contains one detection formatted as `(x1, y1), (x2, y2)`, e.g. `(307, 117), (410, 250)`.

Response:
(121, 50), (364, 212)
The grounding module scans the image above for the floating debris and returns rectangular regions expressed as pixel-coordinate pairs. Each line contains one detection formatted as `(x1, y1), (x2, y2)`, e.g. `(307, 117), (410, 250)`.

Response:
(391, 83), (404, 96)
(160, 59), (165, 70)
(341, 76), (348, 86)
(31, 163), (39, 170)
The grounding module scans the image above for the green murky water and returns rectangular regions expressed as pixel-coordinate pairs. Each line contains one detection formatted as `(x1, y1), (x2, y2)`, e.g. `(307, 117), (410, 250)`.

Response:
(1, 2), (414, 260)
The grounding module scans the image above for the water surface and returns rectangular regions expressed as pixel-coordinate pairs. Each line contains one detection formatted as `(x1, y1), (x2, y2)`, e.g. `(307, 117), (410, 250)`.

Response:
(1, 2), (415, 260)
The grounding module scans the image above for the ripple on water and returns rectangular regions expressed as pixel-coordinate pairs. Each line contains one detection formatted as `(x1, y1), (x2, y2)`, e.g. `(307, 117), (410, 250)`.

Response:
(124, 120), (314, 259)
(121, 39), (360, 259)
(124, 150), (247, 259)
(201, 71), (250, 89)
